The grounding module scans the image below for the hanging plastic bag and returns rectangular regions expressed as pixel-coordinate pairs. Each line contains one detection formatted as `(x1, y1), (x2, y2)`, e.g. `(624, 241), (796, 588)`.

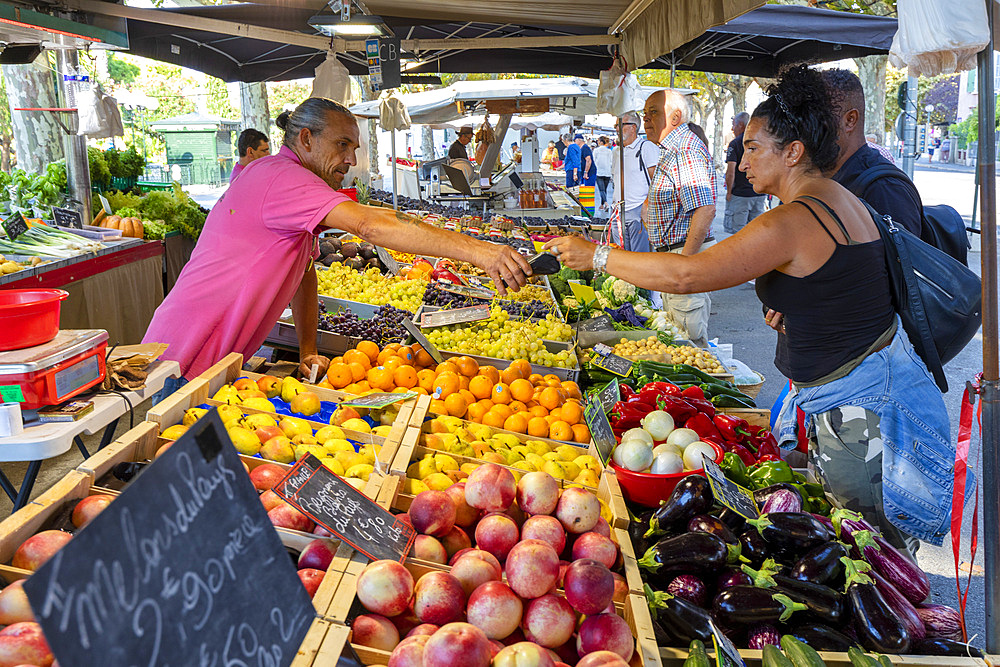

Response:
(378, 89), (411, 131)
(597, 55), (642, 116)
(311, 52), (353, 103)
(889, 0), (989, 76)
(77, 84), (123, 138)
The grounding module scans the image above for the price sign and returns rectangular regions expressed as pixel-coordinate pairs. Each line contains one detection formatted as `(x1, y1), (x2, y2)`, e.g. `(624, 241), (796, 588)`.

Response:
(576, 314), (615, 332)
(569, 281), (598, 304)
(584, 393), (616, 466)
(0, 385), (25, 402)
(439, 283), (496, 300)
(401, 318), (444, 364)
(97, 193), (112, 215)
(23, 409), (314, 666)
(2, 211), (28, 241)
(275, 454), (416, 562)
(341, 391), (417, 409)
(591, 343), (633, 377)
(376, 246), (401, 275)
(702, 454), (759, 520)
(595, 378), (620, 413)
(710, 619), (747, 667)
(421, 304), (491, 328)
(52, 206), (83, 229)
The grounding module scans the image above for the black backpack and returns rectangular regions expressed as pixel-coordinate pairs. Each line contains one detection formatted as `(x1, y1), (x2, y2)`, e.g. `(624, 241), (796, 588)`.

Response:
(849, 163), (971, 266)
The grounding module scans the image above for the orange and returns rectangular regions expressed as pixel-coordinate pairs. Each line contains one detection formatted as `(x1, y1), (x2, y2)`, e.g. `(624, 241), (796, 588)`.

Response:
(454, 356), (480, 377)
(317, 379), (334, 389)
(492, 382), (512, 405)
(539, 387), (564, 411)
(432, 371), (461, 399)
(562, 381), (583, 400)
(491, 403), (514, 421)
(544, 414), (561, 426)
(500, 366), (523, 385)
(548, 407), (563, 422)
(469, 375), (494, 400)
(529, 405), (549, 418)
(572, 423), (592, 443)
(344, 349), (372, 370)
(511, 359), (533, 378)
(396, 345), (415, 365)
(330, 356), (343, 365)
(436, 361), (460, 376)
(367, 367), (394, 391)
(546, 378), (563, 388)
(466, 401), (490, 422)
(543, 373), (561, 384)
(482, 410), (507, 428)
(326, 363), (353, 389)
(527, 417), (550, 437)
(458, 375), (471, 391)
(355, 341), (380, 364)
(430, 399), (449, 415)
(385, 343), (402, 353)
(478, 365), (500, 385)
(508, 400), (528, 415)
(549, 421), (573, 442)
(377, 347), (398, 366)
(347, 362), (367, 383)
(393, 365), (418, 389)
(459, 389), (477, 407)
(509, 378), (534, 403)
(412, 387), (429, 396)
(560, 401), (583, 425)
(504, 413), (529, 434)
(444, 393), (469, 417)
(393, 386), (413, 393)
(415, 349), (435, 368)
(528, 373), (545, 386)
(354, 380), (372, 392)
(382, 356), (403, 372)
(417, 369), (437, 392)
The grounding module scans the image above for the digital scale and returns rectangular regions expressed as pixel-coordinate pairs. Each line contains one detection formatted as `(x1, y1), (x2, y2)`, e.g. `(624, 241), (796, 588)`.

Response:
(0, 330), (108, 410)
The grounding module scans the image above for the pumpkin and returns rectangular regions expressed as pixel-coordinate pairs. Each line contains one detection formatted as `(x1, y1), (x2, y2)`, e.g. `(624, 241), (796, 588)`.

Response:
(103, 214), (121, 229)
(120, 217), (144, 238)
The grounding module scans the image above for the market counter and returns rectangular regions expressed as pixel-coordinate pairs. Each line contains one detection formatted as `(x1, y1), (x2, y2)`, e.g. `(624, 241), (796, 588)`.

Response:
(0, 240), (164, 345)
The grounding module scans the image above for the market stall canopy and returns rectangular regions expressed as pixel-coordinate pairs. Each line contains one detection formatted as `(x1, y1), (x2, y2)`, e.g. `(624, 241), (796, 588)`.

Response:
(0, 0), (126, 59)
(890, 0), (988, 77)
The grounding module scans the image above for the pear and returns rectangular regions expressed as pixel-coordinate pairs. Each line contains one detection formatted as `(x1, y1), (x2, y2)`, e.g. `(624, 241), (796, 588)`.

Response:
(261, 436), (295, 464)
(217, 404), (243, 425)
(243, 413), (278, 430)
(493, 434), (521, 449)
(448, 440), (474, 458)
(161, 424), (188, 440)
(482, 451), (507, 465)
(291, 434), (318, 447)
(320, 457), (346, 476)
(467, 423), (494, 441)
(341, 418), (372, 434)
(183, 408), (208, 426)
(438, 416), (464, 433)
(460, 463), (480, 476)
(358, 443), (380, 465)
(242, 397), (275, 413)
(294, 444), (327, 461)
(213, 386), (240, 404)
(280, 376), (306, 403)
(227, 426), (261, 456)
(345, 463), (374, 481)
(525, 453), (547, 470)
(526, 439), (552, 456)
(335, 450), (365, 471)
(511, 445), (531, 460)
(574, 469), (600, 488)
(542, 460), (569, 481)
(372, 425), (393, 437)
(454, 428), (474, 444)
(561, 461), (581, 480)
(289, 391), (322, 417)
(505, 449), (525, 465)
(422, 473), (453, 490)
(433, 454), (459, 473)
(575, 454), (602, 476)
(512, 460), (536, 473)
(444, 469), (468, 483)
(542, 452), (562, 462)
(323, 438), (354, 454)
(598, 498), (613, 524)
(405, 478), (429, 494)
(346, 477), (367, 491)
(279, 416), (312, 439)
(315, 425), (346, 442)
(556, 444), (583, 462)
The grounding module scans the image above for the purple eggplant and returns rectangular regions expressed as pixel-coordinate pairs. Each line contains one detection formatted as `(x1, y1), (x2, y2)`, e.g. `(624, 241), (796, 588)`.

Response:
(716, 507), (748, 533)
(789, 542), (849, 587)
(742, 560), (846, 627)
(645, 584), (715, 645)
(834, 510), (930, 605)
(716, 568), (752, 590)
(912, 637), (983, 657)
(762, 488), (803, 514)
(842, 557), (911, 654)
(746, 512), (834, 553)
(638, 532), (729, 585)
(915, 604), (963, 641)
(713, 586), (808, 627)
(871, 569), (925, 640)
(747, 624), (780, 649)
(753, 483), (803, 508)
(738, 528), (772, 567)
(687, 514), (737, 543)
(667, 574), (707, 607)
(647, 474), (713, 538)
(629, 509), (654, 556)
(786, 622), (857, 651)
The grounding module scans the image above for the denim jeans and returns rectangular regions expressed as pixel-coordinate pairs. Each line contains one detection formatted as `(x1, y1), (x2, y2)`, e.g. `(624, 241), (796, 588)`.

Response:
(151, 375), (189, 406)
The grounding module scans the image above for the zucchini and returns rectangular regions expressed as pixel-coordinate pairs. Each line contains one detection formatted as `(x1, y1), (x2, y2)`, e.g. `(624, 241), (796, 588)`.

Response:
(683, 639), (711, 667)
(846, 647), (881, 667)
(762, 644), (795, 667)
(780, 635), (828, 667)
(711, 394), (758, 409)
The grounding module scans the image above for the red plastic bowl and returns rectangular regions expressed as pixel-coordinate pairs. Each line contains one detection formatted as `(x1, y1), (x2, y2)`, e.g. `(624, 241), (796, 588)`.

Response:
(610, 441), (725, 508)
(0, 289), (69, 351)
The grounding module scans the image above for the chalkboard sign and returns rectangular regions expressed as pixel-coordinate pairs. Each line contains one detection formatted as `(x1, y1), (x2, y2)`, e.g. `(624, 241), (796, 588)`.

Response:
(596, 378), (620, 413)
(98, 193), (112, 215)
(377, 245), (400, 275)
(52, 206), (83, 229)
(401, 318), (444, 364)
(421, 304), (491, 328)
(710, 619), (748, 667)
(702, 454), (759, 520)
(584, 393), (616, 466)
(275, 454), (416, 562)
(591, 343), (633, 377)
(576, 314), (615, 333)
(341, 391), (416, 409)
(439, 283), (496, 300)
(23, 409), (314, 667)
(2, 211), (27, 240)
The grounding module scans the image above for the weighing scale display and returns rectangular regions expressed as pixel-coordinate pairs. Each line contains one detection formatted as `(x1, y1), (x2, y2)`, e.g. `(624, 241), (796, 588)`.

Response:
(54, 354), (100, 400)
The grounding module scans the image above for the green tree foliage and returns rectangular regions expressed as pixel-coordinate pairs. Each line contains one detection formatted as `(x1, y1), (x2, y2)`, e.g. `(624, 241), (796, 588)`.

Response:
(142, 63), (197, 121)
(205, 77), (239, 120)
(107, 53), (140, 86)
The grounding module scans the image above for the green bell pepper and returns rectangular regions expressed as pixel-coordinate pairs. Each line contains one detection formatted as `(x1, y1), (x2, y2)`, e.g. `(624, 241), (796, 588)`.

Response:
(811, 496), (833, 516)
(803, 482), (826, 498)
(747, 460), (796, 490)
(792, 471), (807, 484)
(720, 452), (750, 488)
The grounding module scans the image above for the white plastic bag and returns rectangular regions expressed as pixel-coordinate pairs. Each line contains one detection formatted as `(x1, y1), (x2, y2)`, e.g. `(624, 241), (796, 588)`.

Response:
(77, 85), (123, 138)
(889, 0), (989, 76)
(378, 90), (411, 131)
(311, 52), (352, 103)
(597, 56), (642, 116)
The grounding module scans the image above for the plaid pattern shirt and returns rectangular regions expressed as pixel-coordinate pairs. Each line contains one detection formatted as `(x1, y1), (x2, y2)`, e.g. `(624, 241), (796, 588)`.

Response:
(645, 124), (717, 249)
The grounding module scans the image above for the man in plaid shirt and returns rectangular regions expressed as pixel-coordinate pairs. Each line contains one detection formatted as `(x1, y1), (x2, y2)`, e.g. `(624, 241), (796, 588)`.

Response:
(642, 90), (717, 343)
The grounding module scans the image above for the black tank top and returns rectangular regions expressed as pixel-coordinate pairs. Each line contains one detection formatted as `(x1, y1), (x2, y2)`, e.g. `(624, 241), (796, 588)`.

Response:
(755, 196), (894, 384)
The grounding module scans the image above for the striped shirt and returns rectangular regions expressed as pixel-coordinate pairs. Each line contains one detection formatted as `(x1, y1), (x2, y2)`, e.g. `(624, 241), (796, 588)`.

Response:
(645, 124), (717, 248)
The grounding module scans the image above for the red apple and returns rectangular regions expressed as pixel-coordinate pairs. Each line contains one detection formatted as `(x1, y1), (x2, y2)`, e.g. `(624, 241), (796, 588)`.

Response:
(0, 581), (33, 625)
(387, 633), (428, 667)
(267, 505), (313, 533)
(249, 463), (287, 491)
(404, 623), (438, 638)
(451, 553), (502, 598)
(259, 489), (283, 512)
(466, 581), (523, 640)
(352, 613), (400, 651)
(298, 568), (324, 598)
(493, 641), (556, 667)
(611, 573), (628, 603)
(0, 622), (53, 667)
(575, 650), (630, 667)
(444, 483), (479, 527)
(522, 594), (576, 648)
(298, 539), (336, 571)
(412, 571), (465, 625)
(12, 531), (71, 572)
(421, 622), (492, 667)
(516, 472), (560, 516)
(520, 515), (567, 555)
(71, 495), (112, 529)
(357, 560), (414, 618)
(563, 559), (614, 615)
(571, 532), (618, 569)
(464, 463), (515, 512)
(592, 516), (611, 537)
(505, 539), (559, 600)
(474, 513), (519, 563)
(555, 487), (600, 534)
(409, 490), (457, 537)
(412, 535), (448, 564)
(576, 613), (634, 661)
(439, 525), (471, 558)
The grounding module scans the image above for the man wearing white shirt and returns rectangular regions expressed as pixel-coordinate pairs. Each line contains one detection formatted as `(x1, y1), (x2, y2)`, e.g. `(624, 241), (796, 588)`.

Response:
(610, 111), (658, 252)
(592, 136), (613, 213)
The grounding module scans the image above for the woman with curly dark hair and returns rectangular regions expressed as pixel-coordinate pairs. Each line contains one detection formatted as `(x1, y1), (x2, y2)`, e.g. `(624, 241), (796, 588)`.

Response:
(546, 65), (958, 554)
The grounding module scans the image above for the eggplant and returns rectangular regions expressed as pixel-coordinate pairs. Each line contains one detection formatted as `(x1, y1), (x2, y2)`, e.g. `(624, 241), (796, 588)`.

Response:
(789, 542), (849, 587)
(786, 622), (857, 651)
(753, 483), (803, 508)
(716, 506), (747, 533)
(762, 488), (802, 514)
(915, 603), (963, 641)
(687, 514), (737, 544)
(747, 623), (780, 649)
(638, 532), (728, 583)
(843, 557), (911, 654)
(666, 574), (707, 607)
(645, 584), (714, 645)
(835, 510), (930, 605)
(712, 586), (808, 627)
(629, 509), (655, 556)
(871, 570), (925, 640)
(716, 568), (752, 590)
(746, 512), (834, 553)
(741, 560), (846, 627)
(911, 637), (983, 658)
(647, 475), (713, 538)
(738, 528), (772, 568)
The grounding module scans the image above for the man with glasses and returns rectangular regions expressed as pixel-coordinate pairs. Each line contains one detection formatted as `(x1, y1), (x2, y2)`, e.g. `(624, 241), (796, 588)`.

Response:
(448, 126), (474, 160)
(641, 89), (716, 344)
(609, 111), (658, 252)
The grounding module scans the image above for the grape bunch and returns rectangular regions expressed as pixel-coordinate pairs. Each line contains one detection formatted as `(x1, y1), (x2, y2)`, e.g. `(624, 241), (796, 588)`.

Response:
(318, 303), (411, 347)
(422, 283), (477, 309)
(495, 299), (554, 319)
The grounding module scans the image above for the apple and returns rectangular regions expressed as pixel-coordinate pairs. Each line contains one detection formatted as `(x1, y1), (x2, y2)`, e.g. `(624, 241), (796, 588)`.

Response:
(279, 416), (312, 439)
(493, 641), (556, 667)
(576, 613), (634, 662)
(71, 495), (113, 529)
(261, 436), (295, 464)
(505, 539), (559, 600)
(267, 505), (313, 533)
(249, 463), (287, 491)
(411, 535), (448, 564)
(387, 633), (428, 667)
(290, 391), (322, 417)
(592, 516), (611, 538)
(522, 594), (576, 648)
(439, 525), (471, 558)
(298, 539), (336, 571)
(0, 622), (53, 667)
(405, 623), (439, 638)
(0, 581), (33, 625)
(571, 532), (618, 569)
(421, 622), (492, 667)
(352, 613), (399, 651)
(575, 650), (630, 667)
(357, 560), (414, 618)
(259, 489), (283, 512)
(444, 483), (479, 527)
(257, 375), (281, 398)
(298, 568), (325, 598)
(555, 487), (600, 534)
(520, 515), (567, 555)
(413, 571), (465, 625)
(474, 513), (519, 563)
(466, 581), (522, 640)
(516, 471), (561, 516)
(408, 490), (457, 537)
(465, 464), (516, 512)
(450, 553), (501, 598)
(12, 531), (71, 572)
(611, 573), (628, 603)
(563, 559), (614, 616)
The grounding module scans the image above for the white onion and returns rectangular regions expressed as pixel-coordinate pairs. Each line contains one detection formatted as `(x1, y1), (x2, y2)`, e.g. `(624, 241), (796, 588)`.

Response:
(666, 428), (700, 449)
(621, 427), (654, 446)
(682, 441), (719, 471)
(650, 451), (685, 475)
(616, 440), (654, 472)
(640, 410), (675, 441)
(653, 443), (683, 458)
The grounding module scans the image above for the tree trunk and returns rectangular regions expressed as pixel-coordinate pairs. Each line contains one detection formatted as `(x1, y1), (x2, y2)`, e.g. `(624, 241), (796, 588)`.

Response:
(712, 98), (728, 170)
(358, 76), (380, 180)
(2, 59), (64, 174)
(0, 136), (12, 171)
(856, 55), (889, 143)
(729, 76), (751, 113)
(239, 82), (271, 137)
(421, 125), (435, 160)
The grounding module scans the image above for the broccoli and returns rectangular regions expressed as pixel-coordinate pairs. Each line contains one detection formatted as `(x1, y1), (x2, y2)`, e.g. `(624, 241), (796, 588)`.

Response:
(593, 273), (609, 292)
(549, 274), (571, 298)
(556, 267), (581, 281)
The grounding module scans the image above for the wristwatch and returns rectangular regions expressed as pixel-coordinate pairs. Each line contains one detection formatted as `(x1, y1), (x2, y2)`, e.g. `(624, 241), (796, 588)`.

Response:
(593, 245), (611, 275)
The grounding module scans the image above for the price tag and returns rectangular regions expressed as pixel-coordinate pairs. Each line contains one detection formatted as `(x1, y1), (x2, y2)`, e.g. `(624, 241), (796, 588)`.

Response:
(702, 454), (759, 520)
(98, 193), (112, 215)
(595, 378), (620, 413)
(0, 385), (25, 402)
(439, 283), (496, 300)
(591, 343), (633, 377)
(421, 305), (491, 328)
(23, 409), (314, 666)
(341, 391), (417, 409)
(401, 318), (444, 364)
(274, 454), (416, 562)
(52, 206), (83, 229)
(710, 619), (747, 667)
(569, 281), (598, 304)
(576, 314), (615, 332)
(2, 211), (28, 240)
(584, 393), (616, 466)
(376, 246), (401, 275)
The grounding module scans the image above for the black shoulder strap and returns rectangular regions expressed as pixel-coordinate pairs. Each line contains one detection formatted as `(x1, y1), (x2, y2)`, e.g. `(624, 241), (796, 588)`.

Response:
(791, 199), (841, 244)
(637, 140), (652, 186)
(848, 163), (911, 199)
(798, 195), (857, 244)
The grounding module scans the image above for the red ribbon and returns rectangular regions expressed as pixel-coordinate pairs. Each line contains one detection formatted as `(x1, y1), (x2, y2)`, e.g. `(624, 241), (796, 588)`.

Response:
(952, 379), (981, 642)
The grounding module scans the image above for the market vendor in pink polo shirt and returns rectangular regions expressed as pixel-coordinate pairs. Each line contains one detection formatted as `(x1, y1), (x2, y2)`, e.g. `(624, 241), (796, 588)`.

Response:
(144, 98), (531, 394)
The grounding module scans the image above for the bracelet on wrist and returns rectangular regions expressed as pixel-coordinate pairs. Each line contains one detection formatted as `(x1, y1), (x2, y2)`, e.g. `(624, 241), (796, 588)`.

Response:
(593, 245), (611, 275)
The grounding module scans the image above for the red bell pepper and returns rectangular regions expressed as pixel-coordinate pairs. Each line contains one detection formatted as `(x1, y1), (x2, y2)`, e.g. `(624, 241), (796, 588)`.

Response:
(681, 385), (706, 400)
(685, 413), (722, 441)
(756, 430), (781, 459)
(610, 401), (650, 430)
(619, 384), (636, 400)
(713, 414), (749, 441)
(656, 395), (697, 424)
(755, 453), (782, 464)
(728, 442), (757, 467)
(680, 396), (716, 418)
(639, 381), (680, 399)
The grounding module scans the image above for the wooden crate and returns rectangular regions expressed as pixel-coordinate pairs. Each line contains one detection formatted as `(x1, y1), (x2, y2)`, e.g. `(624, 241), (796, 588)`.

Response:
(659, 648), (988, 667)
(291, 618), (343, 667)
(720, 407), (770, 429)
(76, 421), (161, 488)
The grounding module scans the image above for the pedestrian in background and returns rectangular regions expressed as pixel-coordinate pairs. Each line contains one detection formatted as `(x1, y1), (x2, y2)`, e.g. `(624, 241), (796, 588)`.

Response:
(577, 134), (596, 188)
(593, 136), (613, 213)
(555, 134), (568, 168)
(231, 128), (270, 183)
(724, 112), (767, 235)
(610, 111), (658, 252)
(564, 134), (581, 186)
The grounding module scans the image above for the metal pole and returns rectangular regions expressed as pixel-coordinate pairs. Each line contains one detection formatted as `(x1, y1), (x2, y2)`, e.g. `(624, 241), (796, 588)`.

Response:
(54, 41), (92, 224)
(978, 0), (1000, 651)
(670, 62), (676, 89)
(617, 118), (625, 245)
(901, 74), (918, 179)
(391, 130), (398, 209)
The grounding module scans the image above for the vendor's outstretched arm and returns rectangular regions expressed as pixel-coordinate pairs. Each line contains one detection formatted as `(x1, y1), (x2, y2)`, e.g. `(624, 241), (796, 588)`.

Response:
(322, 202), (531, 295)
